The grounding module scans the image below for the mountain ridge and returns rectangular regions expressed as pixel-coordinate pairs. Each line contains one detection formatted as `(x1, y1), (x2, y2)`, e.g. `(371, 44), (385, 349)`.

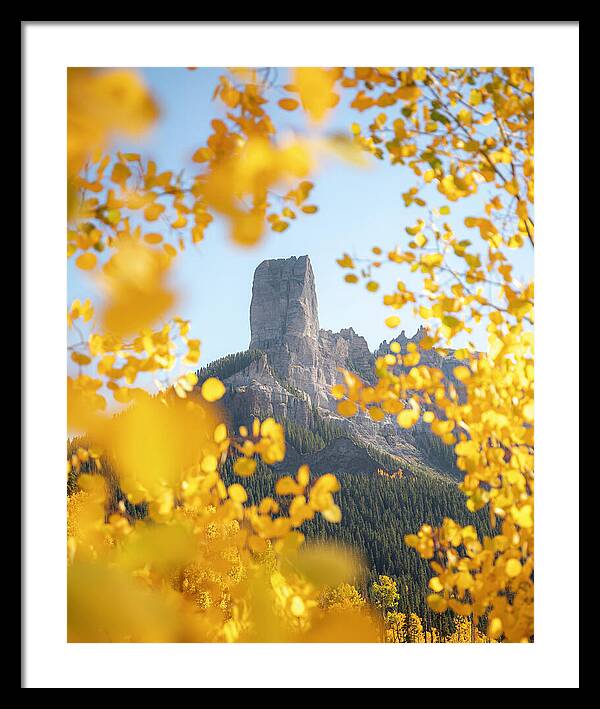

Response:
(198, 255), (462, 479)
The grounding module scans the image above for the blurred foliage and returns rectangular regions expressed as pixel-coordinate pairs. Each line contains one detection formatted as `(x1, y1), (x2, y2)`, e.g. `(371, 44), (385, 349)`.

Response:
(67, 66), (534, 642)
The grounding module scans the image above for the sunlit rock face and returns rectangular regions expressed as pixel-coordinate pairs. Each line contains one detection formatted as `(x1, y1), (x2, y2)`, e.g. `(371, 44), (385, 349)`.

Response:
(250, 255), (320, 350)
(249, 255), (322, 403)
(248, 256), (376, 409)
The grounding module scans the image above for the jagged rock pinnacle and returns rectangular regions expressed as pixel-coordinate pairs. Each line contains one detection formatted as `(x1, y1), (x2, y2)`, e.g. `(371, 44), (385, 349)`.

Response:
(215, 255), (463, 474)
(249, 255), (319, 350)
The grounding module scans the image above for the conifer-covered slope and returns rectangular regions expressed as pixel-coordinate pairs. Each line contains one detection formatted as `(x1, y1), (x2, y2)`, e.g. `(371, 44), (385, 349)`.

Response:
(197, 255), (462, 480)
(218, 460), (491, 629)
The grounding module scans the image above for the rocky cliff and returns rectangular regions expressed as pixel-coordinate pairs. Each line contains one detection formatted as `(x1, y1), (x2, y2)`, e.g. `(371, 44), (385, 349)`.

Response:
(207, 255), (461, 478)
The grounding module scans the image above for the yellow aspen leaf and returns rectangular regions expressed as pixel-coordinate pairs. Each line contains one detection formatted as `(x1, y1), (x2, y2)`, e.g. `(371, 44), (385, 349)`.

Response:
(419, 336), (436, 350)
(111, 162), (131, 187)
(228, 483), (247, 504)
(344, 274), (358, 284)
(201, 454), (218, 473)
(294, 67), (338, 123)
(297, 464), (310, 487)
(71, 352), (92, 365)
(397, 410), (417, 429)
(184, 347), (200, 365)
(512, 504), (534, 529)
(464, 140), (480, 152)
(469, 89), (482, 106)
(191, 226), (205, 244)
(429, 577), (444, 593)
(275, 476), (304, 496)
(201, 377), (226, 402)
(278, 98), (299, 111)
(143, 233), (163, 245)
(322, 504), (342, 523)
(301, 205), (318, 214)
(171, 215), (187, 229)
(396, 85), (421, 102)
(366, 281), (379, 292)
(385, 315), (401, 328)
(351, 91), (375, 112)
(456, 571), (474, 592)
(75, 253), (97, 270)
(336, 253), (354, 268)
(232, 212), (264, 246)
(489, 617), (503, 640)
(90, 69), (158, 135)
(427, 594), (447, 613)
(505, 179), (520, 196)
(192, 147), (213, 163)
(106, 209), (121, 225)
(331, 384), (346, 400)
(448, 599), (471, 616)
(144, 203), (165, 221)
(404, 534), (419, 547)
(214, 423), (228, 443)
(337, 400), (357, 417)
(67, 69), (158, 178)
(290, 596), (306, 617)
(233, 457), (256, 477)
(368, 407), (385, 422)
(506, 559), (522, 578)
(219, 83), (240, 108)
(453, 366), (471, 381)
(100, 242), (176, 336)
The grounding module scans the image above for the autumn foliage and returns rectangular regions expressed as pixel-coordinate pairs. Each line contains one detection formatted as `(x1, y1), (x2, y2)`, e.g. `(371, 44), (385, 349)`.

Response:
(67, 67), (533, 642)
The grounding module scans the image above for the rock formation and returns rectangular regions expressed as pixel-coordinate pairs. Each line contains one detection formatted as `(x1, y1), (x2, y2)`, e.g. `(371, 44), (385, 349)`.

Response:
(209, 255), (462, 478)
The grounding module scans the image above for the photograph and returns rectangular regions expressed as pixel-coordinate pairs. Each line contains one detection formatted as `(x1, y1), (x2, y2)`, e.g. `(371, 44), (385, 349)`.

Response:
(66, 63), (534, 644)
(22, 21), (579, 689)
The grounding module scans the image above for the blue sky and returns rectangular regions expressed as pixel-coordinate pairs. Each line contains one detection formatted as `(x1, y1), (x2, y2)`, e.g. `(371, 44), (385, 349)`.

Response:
(68, 67), (534, 370)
